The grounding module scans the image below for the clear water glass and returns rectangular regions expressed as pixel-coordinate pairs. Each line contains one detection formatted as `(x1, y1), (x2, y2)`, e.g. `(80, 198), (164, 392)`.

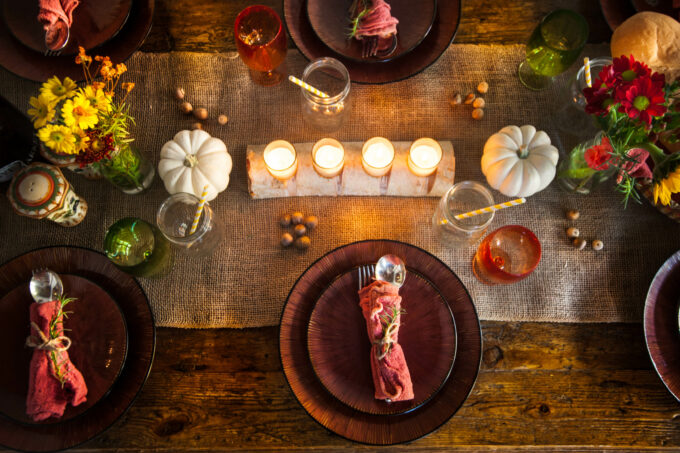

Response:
(432, 181), (495, 247)
(301, 57), (351, 132)
(156, 192), (223, 258)
(568, 57), (613, 109)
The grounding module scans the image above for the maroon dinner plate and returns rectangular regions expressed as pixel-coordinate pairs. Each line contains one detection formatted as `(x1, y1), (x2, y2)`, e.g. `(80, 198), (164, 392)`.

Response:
(0, 0), (153, 82)
(0, 275), (128, 426)
(308, 269), (456, 415)
(280, 239), (481, 445)
(3, 0), (132, 56)
(284, 0), (460, 84)
(0, 246), (155, 452)
(306, 0), (436, 63)
(644, 250), (680, 401)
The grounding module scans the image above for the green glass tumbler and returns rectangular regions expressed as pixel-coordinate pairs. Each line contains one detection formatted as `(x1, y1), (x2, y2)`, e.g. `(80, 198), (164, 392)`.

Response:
(518, 9), (589, 91)
(104, 217), (173, 277)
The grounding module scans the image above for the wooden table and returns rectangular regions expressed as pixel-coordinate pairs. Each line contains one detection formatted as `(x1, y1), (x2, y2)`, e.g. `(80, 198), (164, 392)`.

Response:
(30, 1), (680, 451)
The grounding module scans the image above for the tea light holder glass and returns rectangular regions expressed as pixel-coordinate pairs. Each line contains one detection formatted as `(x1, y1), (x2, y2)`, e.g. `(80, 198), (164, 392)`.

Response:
(361, 137), (395, 177)
(408, 138), (443, 177)
(312, 138), (345, 178)
(263, 140), (298, 181)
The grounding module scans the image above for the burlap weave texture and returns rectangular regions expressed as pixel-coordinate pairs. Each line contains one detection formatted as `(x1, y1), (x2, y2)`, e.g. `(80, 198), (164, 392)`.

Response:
(1, 44), (679, 328)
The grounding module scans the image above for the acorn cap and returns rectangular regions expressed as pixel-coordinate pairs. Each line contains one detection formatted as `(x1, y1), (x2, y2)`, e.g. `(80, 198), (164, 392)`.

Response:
(7, 163), (69, 219)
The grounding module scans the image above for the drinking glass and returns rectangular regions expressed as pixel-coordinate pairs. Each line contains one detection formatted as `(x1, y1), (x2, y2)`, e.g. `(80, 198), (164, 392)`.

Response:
(104, 217), (173, 277)
(234, 5), (287, 86)
(432, 181), (495, 247)
(568, 57), (612, 109)
(300, 57), (351, 132)
(518, 9), (589, 91)
(156, 192), (223, 258)
(472, 225), (541, 285)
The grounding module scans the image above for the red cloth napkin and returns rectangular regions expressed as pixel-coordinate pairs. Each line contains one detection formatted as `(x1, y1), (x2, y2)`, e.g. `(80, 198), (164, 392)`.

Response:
(355, 0), (399, 39)
(358, 280), (414, 402)
(37, 0), (80, 29)
(26, 301), (87, 422)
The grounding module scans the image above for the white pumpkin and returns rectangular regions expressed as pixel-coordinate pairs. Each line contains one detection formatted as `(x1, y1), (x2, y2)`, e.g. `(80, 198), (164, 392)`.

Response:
(159, 130), (232, 201)
(481, 125), (559, 198)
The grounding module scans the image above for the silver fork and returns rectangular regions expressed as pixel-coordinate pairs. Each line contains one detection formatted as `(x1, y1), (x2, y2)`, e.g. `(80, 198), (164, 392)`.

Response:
(357, 263), (376, 291)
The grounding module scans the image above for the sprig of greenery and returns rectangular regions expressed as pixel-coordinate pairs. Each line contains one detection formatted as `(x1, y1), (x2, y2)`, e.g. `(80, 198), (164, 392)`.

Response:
(48, 295), (75, 387)
(377, 305), (405, 359)
(347, 0), (371, 39)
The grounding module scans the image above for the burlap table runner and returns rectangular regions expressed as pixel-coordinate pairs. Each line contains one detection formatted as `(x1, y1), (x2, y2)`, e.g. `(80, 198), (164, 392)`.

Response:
(1, 44), (679, 328)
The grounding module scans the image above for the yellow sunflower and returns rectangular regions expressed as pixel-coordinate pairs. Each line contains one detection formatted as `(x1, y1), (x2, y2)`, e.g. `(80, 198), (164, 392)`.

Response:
(27, 94), (56, 129)
(40, 76), (77, 103)
(62, 95), (99, 130)
(653, 166), (680, 206)
(81, 85), (111, 112)
(72, 128), (90, 153)
(37, 125), (76, 155)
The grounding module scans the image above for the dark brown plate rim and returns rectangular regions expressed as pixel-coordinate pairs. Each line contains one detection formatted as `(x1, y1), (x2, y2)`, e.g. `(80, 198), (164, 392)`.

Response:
(305, 0), (437, 64)
(0, 273), (130, 427)
(0, 245), (155, 453)
(307, 267), (457, 416)
(283, 0), (461, 84)
(279, 239), (482, 445)
(644, 249), (680, 402)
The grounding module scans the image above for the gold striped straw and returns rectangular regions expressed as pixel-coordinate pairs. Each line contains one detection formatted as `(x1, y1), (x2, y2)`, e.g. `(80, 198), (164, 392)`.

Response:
(288, 75), (329, 98)
(454, 197), (526, 220)
(583, 57), (592, 88)
(188, 184), (209, 235)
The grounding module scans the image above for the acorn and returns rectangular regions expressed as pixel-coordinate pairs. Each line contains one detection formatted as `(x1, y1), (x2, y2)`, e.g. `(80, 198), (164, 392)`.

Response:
(472, 97), (485, 109)
(566, 209), (580, 220)
(174, 87), (185, 100)
(279, 214), (291, 228)
(194, 108), (208, 120)
(281, 232), (294, 247)
(463, 92), (476, 105)
(218, 114), (229, 125)
(566, 227), (580, 239)
(449, 92), (462, 106)
(294, 224), (307, 237)
(572, 238), (587, 250)
(191, 122), (203, 130)
(472, 108), (484, 120)
(295, 236), (311, 250)
(291, 212), (304, 225)
(180, 101), (193, 114)
(477, 81), (489, 94)
(592, 239), (604, 251)
(304, 215), (318, 230)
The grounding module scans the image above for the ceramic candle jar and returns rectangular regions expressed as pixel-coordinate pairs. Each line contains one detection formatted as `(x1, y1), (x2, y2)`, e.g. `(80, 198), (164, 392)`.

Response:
(7, 163), (88, 227)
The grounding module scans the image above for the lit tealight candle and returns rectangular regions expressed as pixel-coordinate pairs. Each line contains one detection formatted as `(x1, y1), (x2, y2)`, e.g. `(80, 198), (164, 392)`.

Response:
(408, 138), (443, 177)
(263, 140), (298, 181)
(361, 137), (395, 177)
(312, 138), (345, 178)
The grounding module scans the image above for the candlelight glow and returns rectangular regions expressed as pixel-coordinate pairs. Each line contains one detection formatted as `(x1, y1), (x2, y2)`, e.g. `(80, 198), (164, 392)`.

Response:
(408, 138), (442, 177)
(312, 138), (345, 178)
(263, 140), (298, 180)
(361, 137), (394, 177)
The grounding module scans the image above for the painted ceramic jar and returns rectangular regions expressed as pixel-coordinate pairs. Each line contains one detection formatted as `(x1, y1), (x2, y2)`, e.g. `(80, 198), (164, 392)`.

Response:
(7, 163), (87, 227)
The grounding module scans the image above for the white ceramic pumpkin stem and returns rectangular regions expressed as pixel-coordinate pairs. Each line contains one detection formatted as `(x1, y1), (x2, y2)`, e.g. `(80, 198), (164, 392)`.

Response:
(517, 144), (529, 159)
(184, 154), (198, 168)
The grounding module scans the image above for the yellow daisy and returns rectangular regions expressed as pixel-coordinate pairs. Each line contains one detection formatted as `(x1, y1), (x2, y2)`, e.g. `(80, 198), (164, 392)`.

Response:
(62, 95), (99, 130)
(27, 94), (56, 129)
(73, 128), (90, 153)
(40, 76), (77, 103)
(81, 86), (111, 112)
(653, 166), (680, 206)
(37, 125), (76, 155)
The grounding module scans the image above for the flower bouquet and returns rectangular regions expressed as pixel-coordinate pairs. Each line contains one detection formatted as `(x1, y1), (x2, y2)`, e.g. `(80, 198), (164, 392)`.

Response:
(28, 48), (154, 194)
(557, 55), (680, 213)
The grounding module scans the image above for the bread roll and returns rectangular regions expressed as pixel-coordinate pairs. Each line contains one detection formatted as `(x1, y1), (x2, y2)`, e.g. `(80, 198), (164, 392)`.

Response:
(611, 12), (680, 81)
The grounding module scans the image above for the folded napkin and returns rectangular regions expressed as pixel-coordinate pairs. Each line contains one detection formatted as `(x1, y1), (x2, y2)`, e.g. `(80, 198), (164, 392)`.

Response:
(355, 0), (399, 39)
(358, 280), (413, 402)
(37, 0), (80, 29)
(26, 300), (87, 422)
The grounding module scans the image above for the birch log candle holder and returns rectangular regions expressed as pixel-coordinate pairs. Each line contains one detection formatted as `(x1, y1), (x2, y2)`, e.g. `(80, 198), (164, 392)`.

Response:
(247, 139), (455, 199)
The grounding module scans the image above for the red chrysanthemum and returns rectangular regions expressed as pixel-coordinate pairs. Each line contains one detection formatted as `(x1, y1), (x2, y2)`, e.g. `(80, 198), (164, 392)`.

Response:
(616, 76), (667, 126)
(594, 65), (617, 90)
(584, 136), (614, 170)
(76, 130), (115, 166)
(584, 86), (614, 116)
(611, 55), (651, 83)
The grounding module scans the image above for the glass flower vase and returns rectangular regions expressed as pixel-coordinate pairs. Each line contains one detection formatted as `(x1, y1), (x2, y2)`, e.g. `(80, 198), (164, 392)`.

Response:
(556, 132), (614, 195)
(100, 143), (155, 195)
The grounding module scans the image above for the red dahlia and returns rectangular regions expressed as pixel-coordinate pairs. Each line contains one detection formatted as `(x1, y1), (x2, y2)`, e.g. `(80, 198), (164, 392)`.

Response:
(616, 76), (667, 126)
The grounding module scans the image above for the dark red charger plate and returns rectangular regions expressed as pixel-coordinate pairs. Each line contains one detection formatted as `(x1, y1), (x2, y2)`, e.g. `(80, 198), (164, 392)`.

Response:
(0, 246), (155, 453)
(0, 275), (128, 426)
(644, 250), (680, 402)
(284, 0), (461, 84)
(308, 269), (456, 416)
(280, 240), (481, 445)
(0, 0), (153, 82)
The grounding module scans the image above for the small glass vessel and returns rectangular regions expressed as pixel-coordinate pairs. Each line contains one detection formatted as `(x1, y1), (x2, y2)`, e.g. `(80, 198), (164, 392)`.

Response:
(432, 181), (495, 247)
(473, 225), (541, 285)
(301, 57), (351, 132)
(104, 217), (173, 277)
(156, 192), (223, 258)
(100, 144), (155, 195)
(557, 132), (614, 194)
